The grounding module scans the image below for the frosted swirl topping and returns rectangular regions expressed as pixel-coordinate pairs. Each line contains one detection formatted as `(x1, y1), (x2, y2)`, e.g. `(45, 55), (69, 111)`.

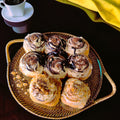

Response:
(62, 78), (91, 105)
(46, 53), (66, 74)
(48, 35), (61, 47)
(25, 33), (45, 49)
(45, 35), (66, 54)
(68, 37), (85, 49)
(65, 79), (89, 100)
(69, 55), (89, 72)
(21, 52), (43, 72)
(65, 36), (89, 56)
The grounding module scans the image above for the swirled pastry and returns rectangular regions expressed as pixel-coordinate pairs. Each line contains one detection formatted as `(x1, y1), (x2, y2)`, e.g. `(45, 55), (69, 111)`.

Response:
(65, 36), (89, 56)
(61, 78), (91, 109)
(29, 74), (62, 106)
(44, 53), (67, 79)
(19, 51), (44, 77)
(23, 32), (45, 53)
(45, 35), (66, 54)
(67, 54), (93, 80)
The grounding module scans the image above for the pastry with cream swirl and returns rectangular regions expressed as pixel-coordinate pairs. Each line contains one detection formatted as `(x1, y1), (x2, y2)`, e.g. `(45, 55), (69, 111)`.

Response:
(67, 54), (93, 80)
(65, 36), (89, 56)
(29, 74), (62, 106)
(61, 78), (91, 109)
(45, 35), (66, 54)
(44, 53), (67, 79)
(23, 32), (45, 53)
(19, 51), (44, 77)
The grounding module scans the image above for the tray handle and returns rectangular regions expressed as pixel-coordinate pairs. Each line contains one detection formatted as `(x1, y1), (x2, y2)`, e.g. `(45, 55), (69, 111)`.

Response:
(6, 39), (24, 64)
(82, 66), (116, 112)
(91, 47), (116, 106)
(94, 71), (116, 104)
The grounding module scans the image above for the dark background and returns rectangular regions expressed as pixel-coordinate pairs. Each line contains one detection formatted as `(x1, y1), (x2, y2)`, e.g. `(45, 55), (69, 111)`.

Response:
(0, 0), (120, 120)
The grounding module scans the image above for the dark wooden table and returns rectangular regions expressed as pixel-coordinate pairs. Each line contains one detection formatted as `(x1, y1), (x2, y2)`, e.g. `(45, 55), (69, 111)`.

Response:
(0, 0), (120, 120)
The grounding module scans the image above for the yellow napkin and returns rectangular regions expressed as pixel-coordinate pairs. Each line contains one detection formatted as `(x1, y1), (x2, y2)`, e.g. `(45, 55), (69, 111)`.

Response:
(56, 0), (120, 31)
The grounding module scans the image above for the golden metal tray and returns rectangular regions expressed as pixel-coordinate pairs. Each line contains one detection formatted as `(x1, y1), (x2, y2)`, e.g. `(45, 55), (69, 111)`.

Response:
(6, 32), (116, 119)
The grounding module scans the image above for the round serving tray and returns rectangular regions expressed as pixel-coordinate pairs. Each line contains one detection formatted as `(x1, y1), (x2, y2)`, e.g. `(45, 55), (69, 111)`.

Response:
(6, 32), (116, 119)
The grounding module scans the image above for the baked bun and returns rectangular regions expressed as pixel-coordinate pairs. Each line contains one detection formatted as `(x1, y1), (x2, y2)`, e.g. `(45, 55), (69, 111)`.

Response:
(61, 78), (91, 109)
(67, 54), (93, 80)
(19, 51), (44, 77)
(29, 74), (62, 107)
(65, 36), (89, 56)
(44, 53), (67, 79)
(45, 35), (66, 54)
(23, 32), (45, 53)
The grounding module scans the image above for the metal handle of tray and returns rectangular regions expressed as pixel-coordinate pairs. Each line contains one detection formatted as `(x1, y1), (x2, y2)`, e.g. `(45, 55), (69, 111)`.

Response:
(5, 39), (117, 108)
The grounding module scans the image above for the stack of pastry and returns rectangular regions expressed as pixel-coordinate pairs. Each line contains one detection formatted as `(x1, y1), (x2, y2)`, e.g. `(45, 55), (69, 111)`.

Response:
(18, 32), (93, 109)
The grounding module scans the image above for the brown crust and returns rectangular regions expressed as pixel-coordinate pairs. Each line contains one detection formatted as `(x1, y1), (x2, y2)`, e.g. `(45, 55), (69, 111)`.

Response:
(61, 78), (91, 109)
(29, 74), (62, 107)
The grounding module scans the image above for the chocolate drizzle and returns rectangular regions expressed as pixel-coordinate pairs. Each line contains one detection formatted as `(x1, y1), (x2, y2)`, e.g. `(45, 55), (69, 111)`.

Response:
(60, 37), (66, 49)
(72, 47), (77, 55)
(68, 37), (85, 54)
(69, 37), (85, 48)
(25, 33), (45, 49)
(68, 55), (89, 72)
(46, 53), (66, 74)
(22, 51), (44, 72)
(45, 35), (66, 54)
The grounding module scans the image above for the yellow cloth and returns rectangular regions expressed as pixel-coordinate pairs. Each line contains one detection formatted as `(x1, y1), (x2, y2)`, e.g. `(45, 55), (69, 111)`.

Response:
(56, 0), (120, 31)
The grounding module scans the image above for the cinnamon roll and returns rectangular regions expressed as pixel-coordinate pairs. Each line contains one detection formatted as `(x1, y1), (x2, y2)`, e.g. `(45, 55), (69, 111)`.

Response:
(29, 74), (62, 107)
(44, 53), (67, 79)
(67, 54), (93, 80)
(23, 32), (45, 53)
(61, 78), (91, 109)
(45, 35), (66, 54)
(19, 51), (44, 77)
(65, 36), (89, 56)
